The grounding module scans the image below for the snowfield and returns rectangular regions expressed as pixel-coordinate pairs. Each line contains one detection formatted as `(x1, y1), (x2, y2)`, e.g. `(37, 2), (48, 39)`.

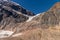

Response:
(0, 30), (14, 38)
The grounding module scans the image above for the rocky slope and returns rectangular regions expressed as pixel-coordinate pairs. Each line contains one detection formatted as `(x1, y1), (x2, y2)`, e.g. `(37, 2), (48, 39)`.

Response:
(32, 2), (60, 28)
(0, 0), (35, 31)
(5, 2), (60, 40)
(17, 2), (60, 30)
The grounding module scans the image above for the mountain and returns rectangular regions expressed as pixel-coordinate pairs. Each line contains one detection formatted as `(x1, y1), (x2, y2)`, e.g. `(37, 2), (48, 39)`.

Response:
(31, 2), (60, 28)
(0, 1), (60, 40)
(0, 0), (35, 30)
(7, 2), (60, 40)
(19, 2), (60, 30)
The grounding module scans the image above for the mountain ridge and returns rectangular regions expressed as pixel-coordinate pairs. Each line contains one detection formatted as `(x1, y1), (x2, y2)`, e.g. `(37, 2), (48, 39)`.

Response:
(0, 0), (35, 32)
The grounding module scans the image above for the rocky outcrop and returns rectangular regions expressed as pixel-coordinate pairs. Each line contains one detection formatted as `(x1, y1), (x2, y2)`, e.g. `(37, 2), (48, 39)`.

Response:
(0, 1), (35, 16)
(0, 0), (35, 31)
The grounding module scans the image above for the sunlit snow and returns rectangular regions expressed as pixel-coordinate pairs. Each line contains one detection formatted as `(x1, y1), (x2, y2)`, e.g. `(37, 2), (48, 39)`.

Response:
(0, 30), (14, 38)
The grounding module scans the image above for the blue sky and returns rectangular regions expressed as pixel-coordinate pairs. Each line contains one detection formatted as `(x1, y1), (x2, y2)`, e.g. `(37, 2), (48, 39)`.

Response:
(12, 0), (59, 14)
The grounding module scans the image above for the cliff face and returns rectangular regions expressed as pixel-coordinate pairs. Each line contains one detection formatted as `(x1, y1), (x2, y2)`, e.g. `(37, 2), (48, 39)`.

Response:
(0, 0), (35, 16)
(0, 1), (35, 31)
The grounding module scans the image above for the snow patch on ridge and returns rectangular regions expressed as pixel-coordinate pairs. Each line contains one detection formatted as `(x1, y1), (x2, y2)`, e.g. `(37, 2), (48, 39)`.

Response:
(11, 1), (20, 5)
(0, 30), (14, 38)
(26, 12), (45, 22)
(0, 0), (10, 2)
(3, 0), (8, 1)
(26, 13), (40, 22)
